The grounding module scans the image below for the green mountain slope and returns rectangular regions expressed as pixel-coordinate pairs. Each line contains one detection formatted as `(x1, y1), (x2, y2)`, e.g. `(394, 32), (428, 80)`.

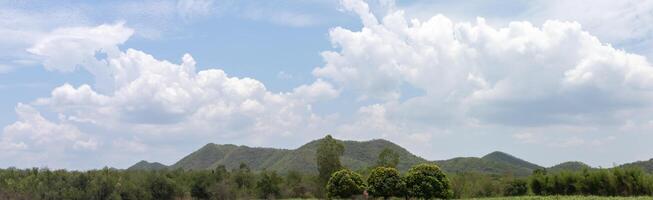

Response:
(482, 151), (542, 170)
(548, 161), (591, 173)
(170, 138), (428, 173)
(620, 159), (653, 173)
(435, 157), (534, 177)
(127, 160), (167, 171)
(151, 137), (555, 176)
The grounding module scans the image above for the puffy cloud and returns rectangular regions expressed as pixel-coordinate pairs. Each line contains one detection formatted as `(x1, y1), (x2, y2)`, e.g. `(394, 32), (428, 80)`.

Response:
(27, 22), (133, 73)
(22, 22), (339, 154)
(0, 103), (97, 168)
(316, 0), (653, 127)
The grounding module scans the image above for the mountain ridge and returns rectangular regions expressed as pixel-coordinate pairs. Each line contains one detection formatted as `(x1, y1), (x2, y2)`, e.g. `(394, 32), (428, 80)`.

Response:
(128, 137), (653, 175)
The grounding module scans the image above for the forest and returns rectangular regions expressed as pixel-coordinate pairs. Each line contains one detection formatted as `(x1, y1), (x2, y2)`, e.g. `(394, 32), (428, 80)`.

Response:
(1, 135), (653, 199)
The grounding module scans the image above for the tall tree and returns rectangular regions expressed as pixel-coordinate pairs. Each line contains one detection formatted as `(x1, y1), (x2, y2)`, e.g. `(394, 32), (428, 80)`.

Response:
(256, 170), (282, 199)
(316, 135), (344, 186)
(376, 148), (400, 168)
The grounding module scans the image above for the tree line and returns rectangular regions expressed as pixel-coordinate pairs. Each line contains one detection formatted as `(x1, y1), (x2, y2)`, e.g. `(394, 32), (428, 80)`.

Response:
(0, 135), (652, 199)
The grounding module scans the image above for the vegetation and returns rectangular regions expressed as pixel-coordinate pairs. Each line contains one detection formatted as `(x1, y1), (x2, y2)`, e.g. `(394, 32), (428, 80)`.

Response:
(317, 135), (344, 187)
(165, 138), (428, 173)
(367, 166), (405, 199)
(376, 148), (400, 168)
(405, 163), (453, 199)
(2, 137), (653, 199)
(325, 169), (365, 199)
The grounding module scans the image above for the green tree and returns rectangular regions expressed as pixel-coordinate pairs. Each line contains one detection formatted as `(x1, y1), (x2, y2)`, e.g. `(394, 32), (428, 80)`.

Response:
(530, 169), (547, 195)
(376, 148), (400, 168)
(326, 169), (365, 199)
(234, 163), (254, 189)
(148, 174), (177, 200)
(405, 163), (452, 199)
(256, 170), (282, 199)
(190, 172), (212, 200)
(367, 167), (405, 199)
(316, 135), (344, 186)
(503, 179), (528, 196)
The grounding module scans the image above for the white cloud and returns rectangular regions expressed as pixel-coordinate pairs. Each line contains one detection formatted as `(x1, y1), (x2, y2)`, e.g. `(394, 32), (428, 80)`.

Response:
(317, 0), (653, 128)
(177, 0), (215, 20)
(27, 22), (133, 72)
(5, 22), (342, 169)
(0, 103), (97, 168)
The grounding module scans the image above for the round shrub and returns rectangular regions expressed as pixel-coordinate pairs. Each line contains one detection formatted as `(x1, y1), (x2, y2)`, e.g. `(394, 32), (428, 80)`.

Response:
(326, 169), (366, 198)
(405, 163), (452, 199)
(367, 167), (405, 199)
(504, 179), (528, 196)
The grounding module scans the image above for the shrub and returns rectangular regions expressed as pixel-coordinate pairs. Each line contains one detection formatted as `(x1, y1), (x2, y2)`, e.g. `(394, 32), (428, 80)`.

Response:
(326, 169), (365, 198)
(405, 163), (452, 199)
(257, 170), (282, 199)
(504, 179), (528, 196)
(367, 167), (405, 199)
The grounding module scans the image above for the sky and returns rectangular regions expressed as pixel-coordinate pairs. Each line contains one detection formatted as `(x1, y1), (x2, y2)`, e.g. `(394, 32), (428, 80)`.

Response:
(1, 0), (653, 170)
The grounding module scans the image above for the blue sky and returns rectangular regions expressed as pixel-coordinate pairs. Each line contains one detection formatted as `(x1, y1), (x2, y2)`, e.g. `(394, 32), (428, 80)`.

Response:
(2, 0), (653, 170)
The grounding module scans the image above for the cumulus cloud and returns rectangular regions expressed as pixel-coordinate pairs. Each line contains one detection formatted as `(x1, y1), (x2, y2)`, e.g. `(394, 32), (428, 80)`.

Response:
(0, 103), (97, 168)
(317, 0), (653, 127)
(9, 22), (340, 169)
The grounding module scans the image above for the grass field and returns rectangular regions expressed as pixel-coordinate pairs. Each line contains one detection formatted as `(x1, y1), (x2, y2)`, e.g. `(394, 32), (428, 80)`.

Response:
(467, 196), (653, 200)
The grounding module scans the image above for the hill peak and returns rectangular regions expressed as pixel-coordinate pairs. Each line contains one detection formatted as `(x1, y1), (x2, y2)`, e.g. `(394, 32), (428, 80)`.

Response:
(482, 151), (542, 170)
(127, 160), (167, 171)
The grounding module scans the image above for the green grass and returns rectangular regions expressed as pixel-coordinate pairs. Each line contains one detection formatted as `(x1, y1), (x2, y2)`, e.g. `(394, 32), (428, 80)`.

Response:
(467, 196), (653, 200)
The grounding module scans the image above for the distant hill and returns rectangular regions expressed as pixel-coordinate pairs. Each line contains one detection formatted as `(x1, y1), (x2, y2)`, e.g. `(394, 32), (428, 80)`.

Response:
(130, 136), (653, 176)
(482, 151), (542, 170)
(548, 161), (591, 173)
(169, 138), (428, 173)
(127, 160), (167, 171)
(132, 137), (563, 176)
(433, 151), (541, 177)
(620, 159), (653, 173)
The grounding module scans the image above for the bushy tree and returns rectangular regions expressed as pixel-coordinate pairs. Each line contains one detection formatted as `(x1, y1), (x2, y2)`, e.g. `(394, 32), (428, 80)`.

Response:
(233, 163), (254, 189)
(257, 170), (282, 199)
(376, 148), (400, 168)
(190, 172), (212, 200)
(367, 167), (405, 199)
(530, 169), (547, 195)
(503, 179), (528, 196)
(326, 169), (365, 199)
(147, 174), (178, 200)
(405, 163), (452, 199)
(317, 135), (344, 186)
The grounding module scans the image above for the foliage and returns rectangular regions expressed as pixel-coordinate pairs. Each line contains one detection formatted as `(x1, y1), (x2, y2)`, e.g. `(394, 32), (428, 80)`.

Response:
(326, 169), (366, 199)
(256, 170), (282, 199)
(233, 162), (254, 189)
(376, 148), (400, 168)
(316, 135), (344, 186)
(367, 166), (405, 199)
(405, 163), (453, 199)
(503, 179), (528, 196)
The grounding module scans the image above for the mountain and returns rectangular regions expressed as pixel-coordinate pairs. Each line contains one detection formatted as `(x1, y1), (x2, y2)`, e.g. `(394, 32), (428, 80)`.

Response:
(135, 137), (553, 177)
(482, 151), (542, 170)
(431, 151), (541, 177)
(548, 161), (591, 173)
(620, 159), (653, 173)
(169, 138), (428, 173)
(127, 160), (167, 171)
